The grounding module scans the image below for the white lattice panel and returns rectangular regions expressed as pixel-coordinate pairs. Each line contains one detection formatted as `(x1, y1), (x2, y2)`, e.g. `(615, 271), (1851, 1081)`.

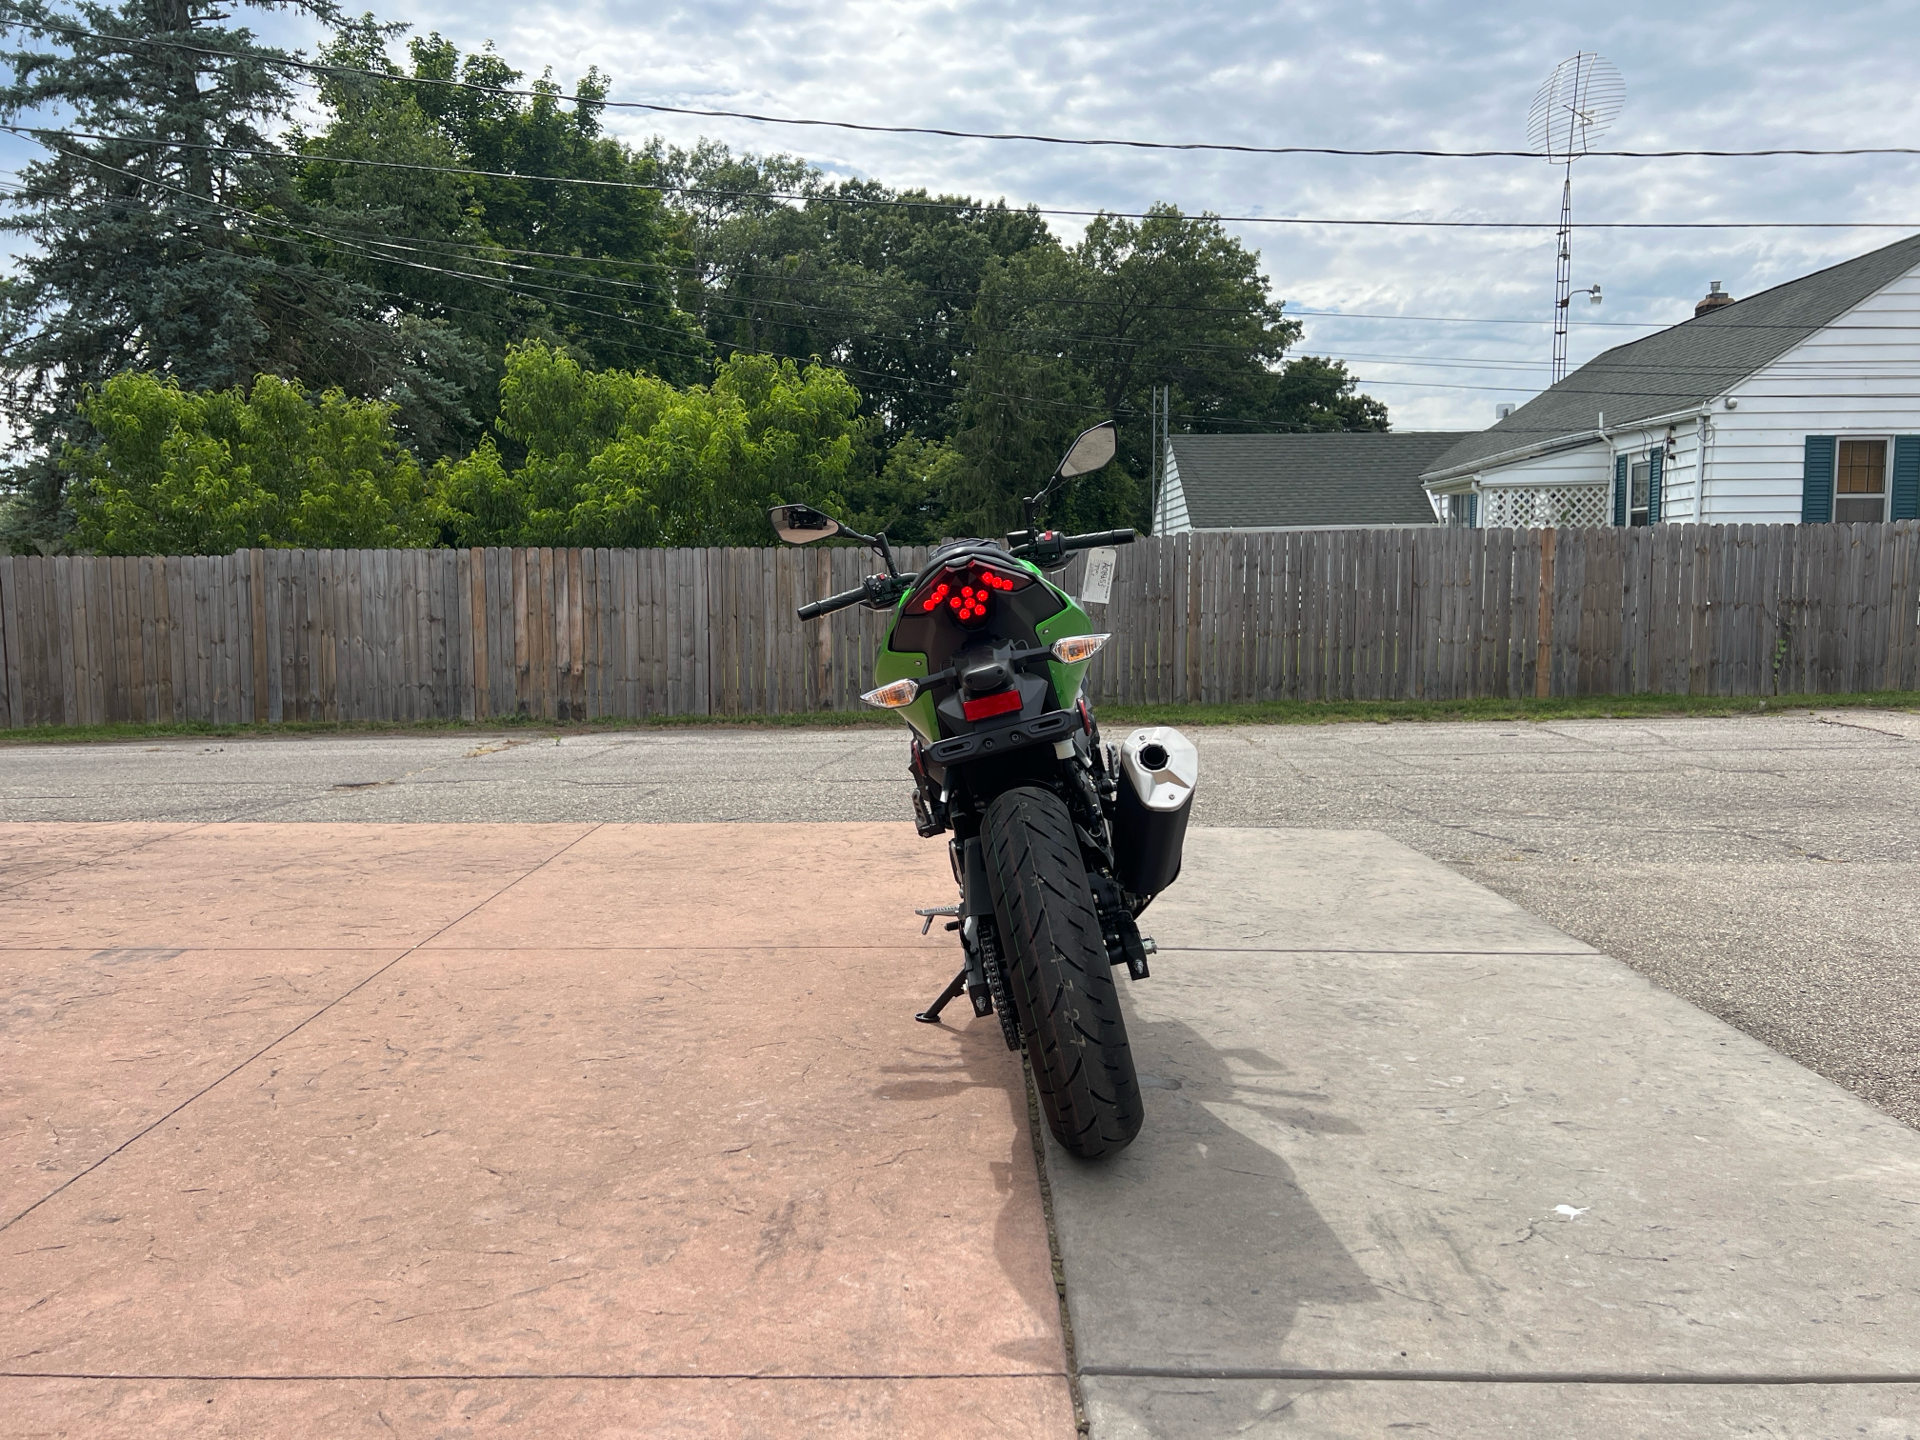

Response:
(1480, 484), (1610, 529)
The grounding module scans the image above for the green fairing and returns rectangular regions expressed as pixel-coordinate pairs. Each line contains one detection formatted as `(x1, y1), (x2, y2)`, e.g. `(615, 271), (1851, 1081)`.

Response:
(873, 562), (1093, 743)
(1036, 598), (1095, 706)
(871, 638), (937, 740)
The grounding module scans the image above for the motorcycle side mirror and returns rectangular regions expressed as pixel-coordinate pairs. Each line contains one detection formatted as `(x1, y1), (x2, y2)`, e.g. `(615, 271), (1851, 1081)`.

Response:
(1023, 420), (1119, 532)
(770, 504), (842, 545)
(1056, 421), (1116, 478)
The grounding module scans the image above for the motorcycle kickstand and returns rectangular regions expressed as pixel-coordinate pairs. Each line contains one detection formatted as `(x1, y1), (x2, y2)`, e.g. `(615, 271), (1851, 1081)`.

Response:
(915, 968), (969, 1025)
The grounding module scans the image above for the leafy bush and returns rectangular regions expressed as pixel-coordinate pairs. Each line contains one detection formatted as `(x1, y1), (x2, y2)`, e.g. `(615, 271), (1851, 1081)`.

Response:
(67, 374), (436, 555)
(432, 342), (868, 547)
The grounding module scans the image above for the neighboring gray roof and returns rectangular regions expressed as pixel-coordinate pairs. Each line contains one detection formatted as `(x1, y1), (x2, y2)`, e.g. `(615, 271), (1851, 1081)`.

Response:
(1169, 432), (1466, 528)
(1421, 231), (1920, 481)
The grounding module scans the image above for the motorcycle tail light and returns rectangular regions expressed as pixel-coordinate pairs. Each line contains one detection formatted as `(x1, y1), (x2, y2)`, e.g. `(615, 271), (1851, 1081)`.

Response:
(961, 690), (1023, 721)
(910, 559), (1031, 627)
(1049, 633), (1110, 664)
(861, 678), (920, 709)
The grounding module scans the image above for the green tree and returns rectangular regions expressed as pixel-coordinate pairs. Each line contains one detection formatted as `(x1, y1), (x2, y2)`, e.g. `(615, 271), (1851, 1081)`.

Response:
(433, 343), (869, 548)
(653, 142), (1055, 445)
(0, 0), (490, 549)
(66, 372), (436, 554)
(944, 205), (1390, 533)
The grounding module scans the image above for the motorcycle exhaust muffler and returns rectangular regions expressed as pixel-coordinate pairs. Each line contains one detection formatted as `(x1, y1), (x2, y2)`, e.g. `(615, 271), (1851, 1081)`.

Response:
(1113, 726), (1198, 898)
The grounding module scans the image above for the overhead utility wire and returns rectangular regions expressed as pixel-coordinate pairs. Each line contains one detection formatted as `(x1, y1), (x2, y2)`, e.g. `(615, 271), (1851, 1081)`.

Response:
(26, 151), (1920, 413)
(22, 142), (1309, 432)
(34, 182), (1889, 379)
(12, 126), (1920, 231)
(19, 154), (1918, 390)
(7, 17), (1918, 161)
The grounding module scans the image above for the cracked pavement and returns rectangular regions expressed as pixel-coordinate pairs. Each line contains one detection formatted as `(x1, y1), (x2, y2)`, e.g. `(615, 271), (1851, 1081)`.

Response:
(5, 707), (1918, 1128)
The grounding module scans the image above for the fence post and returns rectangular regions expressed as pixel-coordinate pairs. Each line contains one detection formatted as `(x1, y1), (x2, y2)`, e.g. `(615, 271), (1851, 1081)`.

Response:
(1535, 527), (1557, 699)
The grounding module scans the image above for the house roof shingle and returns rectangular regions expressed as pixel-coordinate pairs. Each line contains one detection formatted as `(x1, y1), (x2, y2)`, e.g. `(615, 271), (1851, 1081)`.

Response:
(1420, 231), (1920, 481)
(1168, 432), (1467, 528)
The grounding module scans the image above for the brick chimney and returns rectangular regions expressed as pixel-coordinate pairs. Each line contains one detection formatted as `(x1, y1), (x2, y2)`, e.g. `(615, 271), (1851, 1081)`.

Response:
(1695, 280), (1734, 317)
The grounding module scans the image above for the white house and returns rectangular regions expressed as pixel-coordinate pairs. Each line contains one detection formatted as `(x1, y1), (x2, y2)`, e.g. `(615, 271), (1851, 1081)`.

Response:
(1420, 233), (1920, 527)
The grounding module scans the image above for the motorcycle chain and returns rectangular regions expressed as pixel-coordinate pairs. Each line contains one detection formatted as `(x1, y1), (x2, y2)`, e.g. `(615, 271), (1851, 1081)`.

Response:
(978, 922), (1023, 1052)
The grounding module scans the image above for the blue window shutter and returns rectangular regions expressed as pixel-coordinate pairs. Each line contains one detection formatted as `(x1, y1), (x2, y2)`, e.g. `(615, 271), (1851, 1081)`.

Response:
(1613, 455), (1628, 526)
(1466, 493), (1478, 528)
(1802, 436), (1835, 523)
(1892, 437), (1920, 520)
(1648, 451), (1663, 522)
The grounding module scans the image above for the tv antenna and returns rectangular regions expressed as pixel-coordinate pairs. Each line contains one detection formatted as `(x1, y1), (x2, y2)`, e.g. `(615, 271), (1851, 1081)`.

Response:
(1528, 52), (1625, 385)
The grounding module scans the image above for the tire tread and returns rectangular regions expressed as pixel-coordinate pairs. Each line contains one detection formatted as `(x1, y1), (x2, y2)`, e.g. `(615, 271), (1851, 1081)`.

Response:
(982, 785), (1142, 1158)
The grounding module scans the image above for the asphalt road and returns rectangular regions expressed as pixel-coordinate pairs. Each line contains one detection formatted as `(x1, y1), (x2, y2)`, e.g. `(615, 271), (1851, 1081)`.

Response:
(5, 710), (1917, 1129)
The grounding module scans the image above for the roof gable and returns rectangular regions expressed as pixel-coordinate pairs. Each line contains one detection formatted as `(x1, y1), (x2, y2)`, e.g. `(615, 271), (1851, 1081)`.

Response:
(1169, 432), (1466, 528)
(1422, 231), (1920, 479)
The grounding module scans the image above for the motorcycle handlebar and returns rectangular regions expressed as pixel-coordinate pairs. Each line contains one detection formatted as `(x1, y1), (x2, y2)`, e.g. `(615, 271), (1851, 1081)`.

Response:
(797, 583), (873, 621)
(1009, 527), (1139, 561)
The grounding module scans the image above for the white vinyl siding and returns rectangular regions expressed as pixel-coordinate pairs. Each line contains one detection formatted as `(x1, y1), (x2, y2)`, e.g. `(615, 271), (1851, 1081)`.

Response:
(1154, 443), (1191, 534)
(1468, 441), (1614, 490)
(1693, 259), (1920, 522)
(1428, 254), (1920, 524)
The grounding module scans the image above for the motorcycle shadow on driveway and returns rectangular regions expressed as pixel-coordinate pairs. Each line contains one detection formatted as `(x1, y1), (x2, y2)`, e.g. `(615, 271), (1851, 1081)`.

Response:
(869, 1015), (1063, 1367)
(1050, 1014), (1381, 1435)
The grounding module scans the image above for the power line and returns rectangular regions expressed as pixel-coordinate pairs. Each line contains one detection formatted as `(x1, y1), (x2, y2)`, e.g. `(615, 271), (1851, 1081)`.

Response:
(17, 149), (1920, 402)
(166, 206), (1920, 378)
(7, 14), (1919, 162)
(21, 140), (1920, 428)
(12, 139), (1289, 432)
(13, 126), (1920, 232)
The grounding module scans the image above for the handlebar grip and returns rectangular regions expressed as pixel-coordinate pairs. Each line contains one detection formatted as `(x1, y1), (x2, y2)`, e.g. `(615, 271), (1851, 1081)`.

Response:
(797, 584), (871, 621)
(1066, 528), (1138, 550)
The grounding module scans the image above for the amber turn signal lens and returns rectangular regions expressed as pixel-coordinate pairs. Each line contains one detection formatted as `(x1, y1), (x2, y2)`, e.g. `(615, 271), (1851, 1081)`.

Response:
(1049, 633), (1110, 664)
(860, 678), (920, 709)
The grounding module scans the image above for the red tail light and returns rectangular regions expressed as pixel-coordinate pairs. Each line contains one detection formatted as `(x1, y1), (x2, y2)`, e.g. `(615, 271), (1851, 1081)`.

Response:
(909, 558), (1031, 628)
(961, 690), (1023, 721)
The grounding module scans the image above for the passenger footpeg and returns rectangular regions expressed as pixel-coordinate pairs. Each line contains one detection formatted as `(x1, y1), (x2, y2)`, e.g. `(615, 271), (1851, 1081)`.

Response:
(914, 904), (961, 936)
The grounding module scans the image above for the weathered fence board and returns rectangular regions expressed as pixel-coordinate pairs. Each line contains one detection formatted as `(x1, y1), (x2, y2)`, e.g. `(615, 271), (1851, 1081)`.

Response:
(6, 525), (1920, 727)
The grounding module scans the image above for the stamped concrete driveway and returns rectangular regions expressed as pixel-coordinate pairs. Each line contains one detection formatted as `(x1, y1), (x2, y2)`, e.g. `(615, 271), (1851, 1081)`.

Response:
(6, 709), (1918, 1128)
(0, 823), (1071, 1437)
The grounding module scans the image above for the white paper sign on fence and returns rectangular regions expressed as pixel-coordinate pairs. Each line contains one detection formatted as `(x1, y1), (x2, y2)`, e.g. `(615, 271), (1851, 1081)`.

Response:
(1079, 547), (1116, 606)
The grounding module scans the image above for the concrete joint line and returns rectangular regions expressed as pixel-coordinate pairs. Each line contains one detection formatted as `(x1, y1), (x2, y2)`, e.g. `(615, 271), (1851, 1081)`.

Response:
(0, 1370), (1072, 1383)
(1022, 1054), (1090, 1436)
(0, 823), (606, 1236)
(1076, 1366), (1920, 1386)
(0, 821), (216, 898)
(1154, 947), (1600, 957)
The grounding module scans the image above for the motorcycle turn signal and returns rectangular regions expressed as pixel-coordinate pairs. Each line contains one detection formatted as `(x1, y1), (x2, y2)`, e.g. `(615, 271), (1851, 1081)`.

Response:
(1049, 633), (1110, 664)
(860, 678), (920, 709)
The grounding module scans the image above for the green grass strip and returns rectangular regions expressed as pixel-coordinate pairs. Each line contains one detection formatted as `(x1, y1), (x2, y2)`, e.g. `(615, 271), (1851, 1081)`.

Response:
(3, 690), (1918, 745)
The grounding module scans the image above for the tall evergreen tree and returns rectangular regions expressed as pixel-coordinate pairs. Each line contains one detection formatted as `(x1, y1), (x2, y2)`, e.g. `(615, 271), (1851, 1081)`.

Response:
(0, 0), (480, 548)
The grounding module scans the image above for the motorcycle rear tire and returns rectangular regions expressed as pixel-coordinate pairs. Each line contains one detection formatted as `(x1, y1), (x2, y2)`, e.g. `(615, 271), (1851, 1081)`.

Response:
(982, 785), (1144, 1159)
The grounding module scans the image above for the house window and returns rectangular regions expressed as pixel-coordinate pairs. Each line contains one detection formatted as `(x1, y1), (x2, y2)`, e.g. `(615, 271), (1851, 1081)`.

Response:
(1629, 458), (1651, 526)
(1834, 438), (1889, 523)
(1446, 493), (1476, 527)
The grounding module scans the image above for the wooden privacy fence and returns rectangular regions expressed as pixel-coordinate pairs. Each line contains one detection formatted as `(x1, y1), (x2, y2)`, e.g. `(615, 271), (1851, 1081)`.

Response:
(1, 524), (1917, 728)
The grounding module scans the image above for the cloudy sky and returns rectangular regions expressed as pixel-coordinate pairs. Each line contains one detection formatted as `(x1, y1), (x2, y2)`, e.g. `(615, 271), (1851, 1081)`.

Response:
(12, 0), (1920, 431)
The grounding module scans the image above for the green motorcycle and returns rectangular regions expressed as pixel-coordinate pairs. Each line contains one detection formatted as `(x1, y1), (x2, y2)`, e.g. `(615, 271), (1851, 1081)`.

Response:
(771, 422), (1197, 1159)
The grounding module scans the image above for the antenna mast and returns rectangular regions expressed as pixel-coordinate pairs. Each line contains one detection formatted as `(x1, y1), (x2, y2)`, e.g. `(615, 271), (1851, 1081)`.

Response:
(1553, 160), (1574, 385)
(1529, 53), (1624, 387)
